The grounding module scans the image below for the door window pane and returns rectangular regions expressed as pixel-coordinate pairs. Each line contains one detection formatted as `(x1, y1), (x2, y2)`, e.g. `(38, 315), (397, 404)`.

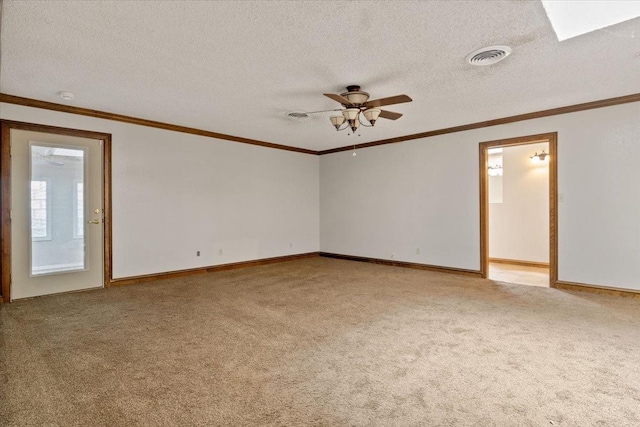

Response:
(75, 182), (84, 238)
(30, 144), (86, 275)
(30, 180), (50, 239)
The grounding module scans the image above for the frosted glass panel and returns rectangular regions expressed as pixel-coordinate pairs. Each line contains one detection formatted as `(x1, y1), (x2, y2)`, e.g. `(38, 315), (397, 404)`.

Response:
(30, 144), (86, 275)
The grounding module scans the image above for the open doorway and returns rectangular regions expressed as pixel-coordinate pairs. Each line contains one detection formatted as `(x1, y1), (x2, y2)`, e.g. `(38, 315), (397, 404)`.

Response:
(479, 133), (558, 287)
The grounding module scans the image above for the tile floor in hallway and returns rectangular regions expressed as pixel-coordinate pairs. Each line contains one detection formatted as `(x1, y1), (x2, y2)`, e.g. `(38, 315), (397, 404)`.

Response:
(489, 262), (549, 287)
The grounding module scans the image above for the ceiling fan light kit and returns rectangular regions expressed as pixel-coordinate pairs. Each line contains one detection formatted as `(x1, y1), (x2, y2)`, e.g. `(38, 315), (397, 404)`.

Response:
(330, 115), (346, 130)
(363, 108), (381, 126)
(323, 85), (413, 135)
(342, 108), (360, 121)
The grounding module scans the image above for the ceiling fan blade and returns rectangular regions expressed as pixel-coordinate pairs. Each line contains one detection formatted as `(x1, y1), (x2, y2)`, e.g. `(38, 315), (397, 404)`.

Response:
(323, 93), (352, 106)
(378, 110), (403, 120)
(364, 94), (412, 108)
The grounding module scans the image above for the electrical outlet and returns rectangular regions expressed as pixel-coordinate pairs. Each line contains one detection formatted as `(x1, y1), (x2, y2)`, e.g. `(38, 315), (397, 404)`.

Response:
(196, 250), (200, 257)
(289, 242), (293, 248)
(218, 249), (223, 256)
(416, 248), (421, 255)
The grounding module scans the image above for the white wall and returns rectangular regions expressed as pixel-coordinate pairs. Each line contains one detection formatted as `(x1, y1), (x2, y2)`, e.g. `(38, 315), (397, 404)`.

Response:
(320, 101), (640, 291)
(489, 142), (549, 263)
(4, 100), (640, 291)
(320, 137), (479, 270)
(0, 103), (320, 279)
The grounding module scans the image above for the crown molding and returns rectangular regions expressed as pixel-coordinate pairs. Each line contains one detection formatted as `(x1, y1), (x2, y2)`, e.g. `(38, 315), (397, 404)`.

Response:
(0, 93), (318, 155)
(318, 91), (640, 155)
(3, 91), (640, 157)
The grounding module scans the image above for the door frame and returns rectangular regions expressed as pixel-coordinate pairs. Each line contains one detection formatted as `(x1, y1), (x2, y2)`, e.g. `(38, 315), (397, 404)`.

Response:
(479, 132), (558, 286)
(1, 120), (112, 302)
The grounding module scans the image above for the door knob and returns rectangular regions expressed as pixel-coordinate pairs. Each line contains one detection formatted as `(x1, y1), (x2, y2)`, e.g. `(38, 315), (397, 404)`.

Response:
(87, 219), (101, 224)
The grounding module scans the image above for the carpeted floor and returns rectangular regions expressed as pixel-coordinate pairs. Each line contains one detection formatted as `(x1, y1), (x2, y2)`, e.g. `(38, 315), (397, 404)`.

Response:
(1, 257), (640, 426)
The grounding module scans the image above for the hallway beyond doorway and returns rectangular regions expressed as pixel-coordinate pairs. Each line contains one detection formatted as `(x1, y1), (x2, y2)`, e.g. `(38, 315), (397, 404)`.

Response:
(489, 262), (549, 288)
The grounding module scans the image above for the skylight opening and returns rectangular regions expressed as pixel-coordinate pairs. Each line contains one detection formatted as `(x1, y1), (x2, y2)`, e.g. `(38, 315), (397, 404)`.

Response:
(542, 0), (640, 41)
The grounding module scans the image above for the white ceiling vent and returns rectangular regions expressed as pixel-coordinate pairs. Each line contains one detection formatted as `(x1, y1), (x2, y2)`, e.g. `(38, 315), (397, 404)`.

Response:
(466, 45), (512, 66)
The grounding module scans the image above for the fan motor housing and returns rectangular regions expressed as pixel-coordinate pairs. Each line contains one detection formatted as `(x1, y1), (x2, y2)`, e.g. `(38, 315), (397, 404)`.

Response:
(341, 85), (370, 105)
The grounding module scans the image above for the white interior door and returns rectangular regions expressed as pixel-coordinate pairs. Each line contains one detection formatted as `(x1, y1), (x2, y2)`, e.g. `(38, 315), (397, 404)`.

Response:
(10, 129), (104, 300)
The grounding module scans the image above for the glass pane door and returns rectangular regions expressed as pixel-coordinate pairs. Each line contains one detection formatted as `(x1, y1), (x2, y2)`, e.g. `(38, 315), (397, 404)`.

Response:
(11, 128), (104, 301)
(30, 143), (87, 276)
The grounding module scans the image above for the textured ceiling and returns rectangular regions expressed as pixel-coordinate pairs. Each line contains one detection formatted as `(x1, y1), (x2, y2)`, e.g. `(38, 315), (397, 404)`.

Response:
(1, 1), (639, 151)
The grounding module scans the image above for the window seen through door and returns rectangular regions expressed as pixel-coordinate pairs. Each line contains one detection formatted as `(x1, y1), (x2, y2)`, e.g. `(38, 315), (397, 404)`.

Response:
(30, 180), (50, 240)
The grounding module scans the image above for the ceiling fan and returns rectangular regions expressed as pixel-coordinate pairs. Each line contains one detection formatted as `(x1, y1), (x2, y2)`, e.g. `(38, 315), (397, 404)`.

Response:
(323, 85), (412, 134)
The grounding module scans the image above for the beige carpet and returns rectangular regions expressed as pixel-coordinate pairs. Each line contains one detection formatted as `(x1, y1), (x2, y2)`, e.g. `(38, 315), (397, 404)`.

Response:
(1, 257), (640, 426)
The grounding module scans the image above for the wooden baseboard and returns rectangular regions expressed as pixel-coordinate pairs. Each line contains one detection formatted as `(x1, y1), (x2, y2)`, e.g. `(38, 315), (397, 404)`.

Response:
(109, 252), (320, 287)
(319, 252), (482, 277)
(554, 280), (640, 299)
(489, 258), (549, 268)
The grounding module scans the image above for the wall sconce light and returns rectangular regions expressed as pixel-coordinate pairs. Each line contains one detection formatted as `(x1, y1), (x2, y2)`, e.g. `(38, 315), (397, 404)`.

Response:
(488, 165), (503, 176)
(530, 150), (549, 163)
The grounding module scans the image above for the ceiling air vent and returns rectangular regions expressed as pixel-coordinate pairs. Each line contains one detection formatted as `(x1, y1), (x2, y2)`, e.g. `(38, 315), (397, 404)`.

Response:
(287, 112), (309, 119)
(466, 45), (512, 66)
